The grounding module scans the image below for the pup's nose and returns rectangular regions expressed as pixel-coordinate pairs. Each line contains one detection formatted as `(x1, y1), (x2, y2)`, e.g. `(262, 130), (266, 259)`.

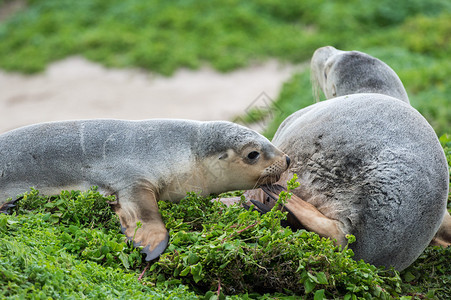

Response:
(286, 156), (291, 167)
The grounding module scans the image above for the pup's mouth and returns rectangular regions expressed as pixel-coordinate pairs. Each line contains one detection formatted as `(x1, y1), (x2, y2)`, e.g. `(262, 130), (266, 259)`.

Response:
(256, 174), (282, 186)
(256, 155), (290, 186)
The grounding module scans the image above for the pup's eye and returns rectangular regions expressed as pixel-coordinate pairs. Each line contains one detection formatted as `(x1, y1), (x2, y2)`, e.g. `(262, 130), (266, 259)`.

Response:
(247, 151), (260, 160)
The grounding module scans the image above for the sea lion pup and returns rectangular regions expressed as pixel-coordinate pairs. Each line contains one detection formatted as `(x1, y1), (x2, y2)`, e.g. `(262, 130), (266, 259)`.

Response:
(0, 119), (290, 261)
(310, 46), (410, 103)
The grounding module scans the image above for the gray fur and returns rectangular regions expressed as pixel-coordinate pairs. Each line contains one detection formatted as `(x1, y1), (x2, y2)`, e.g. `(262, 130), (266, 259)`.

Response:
(273, 93), (448, 271)
(311, 46), (410, 103)
(0, 119), (274, 201)
(273, 46), (448, 270)
(0, 118), (289, 260)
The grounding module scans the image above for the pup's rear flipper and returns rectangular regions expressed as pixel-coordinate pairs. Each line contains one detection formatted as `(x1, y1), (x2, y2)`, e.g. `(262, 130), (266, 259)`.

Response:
(141, 233), (170, 261)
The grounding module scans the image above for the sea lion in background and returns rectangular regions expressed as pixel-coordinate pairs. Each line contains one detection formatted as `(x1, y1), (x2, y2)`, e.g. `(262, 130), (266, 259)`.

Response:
(0, 119), (290, 260)
(310, 46), (410, 103)
(310, 46), (450, 248)
(271, 95), (448, 271)
(241, 46), (449, 271)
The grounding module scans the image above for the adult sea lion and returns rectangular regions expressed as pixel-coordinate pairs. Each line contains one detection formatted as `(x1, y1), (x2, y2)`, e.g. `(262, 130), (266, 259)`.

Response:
(243, 46), (449, 271)
(0, 119), (290, 260)
(310, 46), (410, 103)
(271, 95), (448, 271)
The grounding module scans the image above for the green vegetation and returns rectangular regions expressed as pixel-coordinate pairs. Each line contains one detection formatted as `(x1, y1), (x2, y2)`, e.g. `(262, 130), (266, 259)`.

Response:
(0, 0), (450, 134)
(0, 188), (197, 299)
(0, 1), (450, 298)
(1, 171), (450, 299)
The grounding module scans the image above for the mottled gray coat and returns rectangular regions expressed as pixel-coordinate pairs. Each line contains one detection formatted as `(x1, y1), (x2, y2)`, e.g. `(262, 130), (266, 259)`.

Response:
(273, 94), (448, 270)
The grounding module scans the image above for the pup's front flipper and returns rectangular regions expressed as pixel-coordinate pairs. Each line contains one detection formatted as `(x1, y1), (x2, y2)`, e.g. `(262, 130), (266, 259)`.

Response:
(112, 185), (169, 261)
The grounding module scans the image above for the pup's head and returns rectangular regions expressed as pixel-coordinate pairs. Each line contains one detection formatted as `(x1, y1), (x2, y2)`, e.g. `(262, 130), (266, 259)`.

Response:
(198, 121), (290, 194)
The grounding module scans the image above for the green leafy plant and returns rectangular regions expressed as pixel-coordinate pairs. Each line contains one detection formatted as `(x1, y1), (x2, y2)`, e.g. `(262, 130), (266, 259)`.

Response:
(148, 183), (403, 298)
(1, 1), (451, 298)
(1, 164), (450, 298)
(12, 187), (117, 228)
(6, 188), (144, 269)
(1, 189), (198, 299)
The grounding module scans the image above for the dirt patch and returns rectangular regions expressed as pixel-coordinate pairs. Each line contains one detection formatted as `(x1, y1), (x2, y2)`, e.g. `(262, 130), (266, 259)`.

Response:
(0, 56), (304, 133)
(0, 0), (26, 22)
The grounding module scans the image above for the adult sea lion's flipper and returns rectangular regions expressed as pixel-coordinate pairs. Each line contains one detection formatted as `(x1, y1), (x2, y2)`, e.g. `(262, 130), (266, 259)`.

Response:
(112, 185), (169, 261)
(242, 186), (304, 230)
(431, 211), (451, 247)
(260, 185), (304, 230)
(258, 185), (347, 246)
(0, 196), (23, 214)
(285, 193), (347, 246)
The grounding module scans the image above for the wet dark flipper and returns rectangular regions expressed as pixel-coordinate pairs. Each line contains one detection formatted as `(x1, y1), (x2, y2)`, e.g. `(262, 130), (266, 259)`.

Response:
(260, 184), (286, 201)
(242, 202), (251, 211)
(244, 185), (306, 230)
(242, 201), (265, 215)
(142, 232), (170, 261)
(0, 196), (23, 214)
(250, 199), (272, 214)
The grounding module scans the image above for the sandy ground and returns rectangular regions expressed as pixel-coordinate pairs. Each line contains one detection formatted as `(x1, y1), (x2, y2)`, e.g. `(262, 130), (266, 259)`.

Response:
(0, 56), (304, 133)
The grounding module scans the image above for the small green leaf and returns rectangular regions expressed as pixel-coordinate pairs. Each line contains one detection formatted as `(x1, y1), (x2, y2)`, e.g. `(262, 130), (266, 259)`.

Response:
(345, 234), (356, 244)
(304, 278), (316, 293)
(308, 272), (319, 283)
(180, 266), (190, 277)
(187, 252), (200, 265)
(50, 215), (60, 224)
(44, 202), (55, 208)
(118, 252), (130, 269)
(100, 245), (110, 255)
(203, 291), (216, 300)
(426, 290), (436, 298)
(403, 271), (416, 282)
(316, 272), (328, 285)
(190, 263), (203, 283)
(314, 289), (325, 300)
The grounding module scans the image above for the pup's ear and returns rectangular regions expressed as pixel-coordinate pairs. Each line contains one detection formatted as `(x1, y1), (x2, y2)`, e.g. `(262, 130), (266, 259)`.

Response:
(218, 152), (228, 160)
